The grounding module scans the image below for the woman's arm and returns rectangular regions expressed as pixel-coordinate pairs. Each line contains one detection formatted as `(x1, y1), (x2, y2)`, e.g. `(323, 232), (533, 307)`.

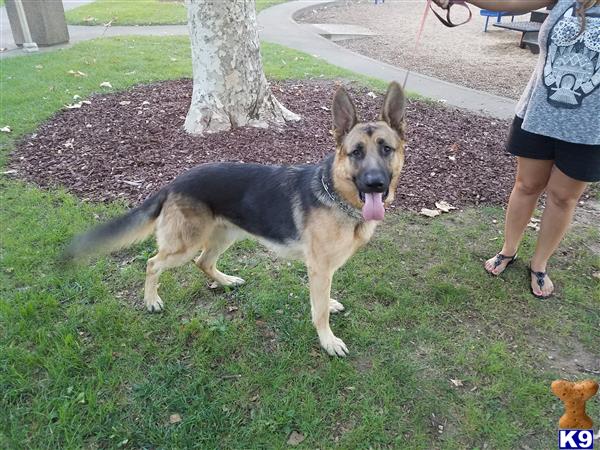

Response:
(465, 0), (556, 14)
(433, 0), (556, 14)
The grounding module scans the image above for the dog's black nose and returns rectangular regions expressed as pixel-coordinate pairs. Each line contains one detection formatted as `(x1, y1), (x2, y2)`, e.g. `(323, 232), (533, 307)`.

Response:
(360, 171), (388, 193)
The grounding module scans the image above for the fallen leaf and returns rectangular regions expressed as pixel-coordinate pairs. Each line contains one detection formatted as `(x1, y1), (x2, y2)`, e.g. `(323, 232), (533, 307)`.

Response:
(529, 217), (541, 223)
(1, 126), (11, 133)
(119, 101), (131, 106)
(287, 431), (305, 446)
(208, 281), (219, 289)
(420, 208), (441, 218)
(142, 100), (150, 105)
(169, 413), (182, 424)
(320, 106), (329, 111)
(83, 16), (96, 22)
(366, 91), (377, 98)
(527, 221), (540, 231)
(73, 94), (81, 100)
(100, 81), (113, 88)
(450, 379), (463, 387)
(592, 271), (600, 280)
(64, 102), (83, 109)
(435, 201), (457, 213)
(2, 170), (17, 175)
(448, 155), (456, 162)
(67, 70), (87, 77)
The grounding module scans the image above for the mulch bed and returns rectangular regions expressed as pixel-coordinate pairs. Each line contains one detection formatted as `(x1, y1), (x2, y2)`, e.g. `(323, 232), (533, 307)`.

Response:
(10, 79), (515, 211)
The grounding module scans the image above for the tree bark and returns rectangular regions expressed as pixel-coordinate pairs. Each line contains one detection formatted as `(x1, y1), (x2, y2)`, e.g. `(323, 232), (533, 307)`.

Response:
(184, 0), (299, 135)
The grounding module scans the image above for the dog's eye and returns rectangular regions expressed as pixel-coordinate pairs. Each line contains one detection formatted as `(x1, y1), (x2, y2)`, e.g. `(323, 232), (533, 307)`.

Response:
(383, 145), (395, 155)
(350, 145), (364, 158)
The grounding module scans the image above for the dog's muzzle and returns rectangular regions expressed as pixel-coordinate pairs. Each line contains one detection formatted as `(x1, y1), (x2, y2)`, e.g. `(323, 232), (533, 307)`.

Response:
(356, 170), (390, 222)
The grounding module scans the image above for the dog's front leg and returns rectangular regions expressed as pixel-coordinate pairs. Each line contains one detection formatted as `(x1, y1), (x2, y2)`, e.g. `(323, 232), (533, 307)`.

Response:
(308, 264), (348, 357)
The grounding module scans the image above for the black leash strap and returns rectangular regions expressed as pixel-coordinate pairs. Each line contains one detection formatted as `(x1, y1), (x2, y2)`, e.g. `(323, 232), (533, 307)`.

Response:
(430, 0), (473, 27)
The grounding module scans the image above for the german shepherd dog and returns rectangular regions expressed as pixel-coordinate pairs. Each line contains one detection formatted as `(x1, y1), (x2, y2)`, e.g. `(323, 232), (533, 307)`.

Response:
(66, 82), (406, 356)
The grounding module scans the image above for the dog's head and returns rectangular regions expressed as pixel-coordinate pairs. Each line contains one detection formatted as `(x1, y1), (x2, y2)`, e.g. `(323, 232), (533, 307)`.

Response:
(331, 82), (406, 221)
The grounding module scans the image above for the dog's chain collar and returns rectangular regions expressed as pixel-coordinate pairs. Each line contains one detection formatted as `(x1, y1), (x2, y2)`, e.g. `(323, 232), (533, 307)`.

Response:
(320, 175), (363, 221)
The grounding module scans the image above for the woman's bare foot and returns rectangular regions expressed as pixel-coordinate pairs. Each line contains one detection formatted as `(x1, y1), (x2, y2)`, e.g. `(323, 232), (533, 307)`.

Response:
(484, 252), (517, 276)
(530, 267), (554, 299)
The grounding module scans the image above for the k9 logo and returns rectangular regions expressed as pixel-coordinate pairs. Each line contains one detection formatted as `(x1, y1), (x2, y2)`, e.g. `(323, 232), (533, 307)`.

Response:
(558, 430), (595, 449)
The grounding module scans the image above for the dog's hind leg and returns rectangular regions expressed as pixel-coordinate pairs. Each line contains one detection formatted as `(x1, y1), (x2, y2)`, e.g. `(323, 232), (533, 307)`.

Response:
(144, 196), (207, 312)
(194, 224), (245, 287)
(144, 247), (199, 312)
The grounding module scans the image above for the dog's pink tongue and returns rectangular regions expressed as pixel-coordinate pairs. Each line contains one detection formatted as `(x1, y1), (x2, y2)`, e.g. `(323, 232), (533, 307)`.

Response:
(362, 193), (385, 221)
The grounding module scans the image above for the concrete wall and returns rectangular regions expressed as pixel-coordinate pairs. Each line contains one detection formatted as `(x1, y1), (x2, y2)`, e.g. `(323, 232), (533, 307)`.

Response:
(5, 0), (69, 46)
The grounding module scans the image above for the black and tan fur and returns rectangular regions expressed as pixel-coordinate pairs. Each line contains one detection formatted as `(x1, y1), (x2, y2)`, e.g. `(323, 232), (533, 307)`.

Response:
(65, 82), (407, 356)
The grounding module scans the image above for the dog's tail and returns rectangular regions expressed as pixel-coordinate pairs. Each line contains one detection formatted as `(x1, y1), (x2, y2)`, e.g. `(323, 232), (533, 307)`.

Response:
(63, 189), (168, 261)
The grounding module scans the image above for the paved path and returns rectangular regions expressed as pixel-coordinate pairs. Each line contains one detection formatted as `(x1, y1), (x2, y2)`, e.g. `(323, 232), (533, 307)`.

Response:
(1, 0), (516, 118)
(258, 0), (516, 119)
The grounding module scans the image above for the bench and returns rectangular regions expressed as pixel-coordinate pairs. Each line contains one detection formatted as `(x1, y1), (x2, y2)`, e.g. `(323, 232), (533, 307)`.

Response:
(492, 9), (549, 53)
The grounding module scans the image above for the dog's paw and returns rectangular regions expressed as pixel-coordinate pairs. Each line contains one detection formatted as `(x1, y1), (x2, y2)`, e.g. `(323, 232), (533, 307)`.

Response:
(219, 275), (246, 287)
(319, 333), (349, 357)
(329, 298), (345, 313)
(145, 296), (164, 313)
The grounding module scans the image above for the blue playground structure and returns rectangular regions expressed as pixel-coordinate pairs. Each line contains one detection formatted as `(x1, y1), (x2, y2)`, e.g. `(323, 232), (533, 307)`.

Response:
(479, 9), (520, 32)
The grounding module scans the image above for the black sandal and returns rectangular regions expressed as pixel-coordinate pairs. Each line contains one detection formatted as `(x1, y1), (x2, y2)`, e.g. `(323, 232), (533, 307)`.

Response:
(486, 253), (517, 276)
(529, 267), (553, 299)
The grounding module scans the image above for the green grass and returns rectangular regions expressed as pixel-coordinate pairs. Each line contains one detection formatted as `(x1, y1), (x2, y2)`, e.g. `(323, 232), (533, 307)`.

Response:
(66, 0), (187, 26)
(1, 36), (599, 449)
(65, 0), (287, 26)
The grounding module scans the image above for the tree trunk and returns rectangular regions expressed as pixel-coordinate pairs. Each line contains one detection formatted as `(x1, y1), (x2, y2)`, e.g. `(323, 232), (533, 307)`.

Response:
(184, 0), (299, 135)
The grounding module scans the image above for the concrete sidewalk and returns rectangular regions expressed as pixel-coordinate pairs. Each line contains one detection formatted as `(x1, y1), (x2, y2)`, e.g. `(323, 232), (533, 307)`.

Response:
(258, 0), (516, 119)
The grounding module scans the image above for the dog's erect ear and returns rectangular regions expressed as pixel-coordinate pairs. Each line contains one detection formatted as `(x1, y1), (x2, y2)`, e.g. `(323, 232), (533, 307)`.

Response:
(332, 86), (358, 146)
(381, 81), (406, 138)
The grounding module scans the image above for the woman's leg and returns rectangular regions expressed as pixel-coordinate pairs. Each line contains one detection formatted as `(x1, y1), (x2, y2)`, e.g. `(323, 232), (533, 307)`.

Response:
(485, 157), (554, 275)
(529, 167), (589, 297)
